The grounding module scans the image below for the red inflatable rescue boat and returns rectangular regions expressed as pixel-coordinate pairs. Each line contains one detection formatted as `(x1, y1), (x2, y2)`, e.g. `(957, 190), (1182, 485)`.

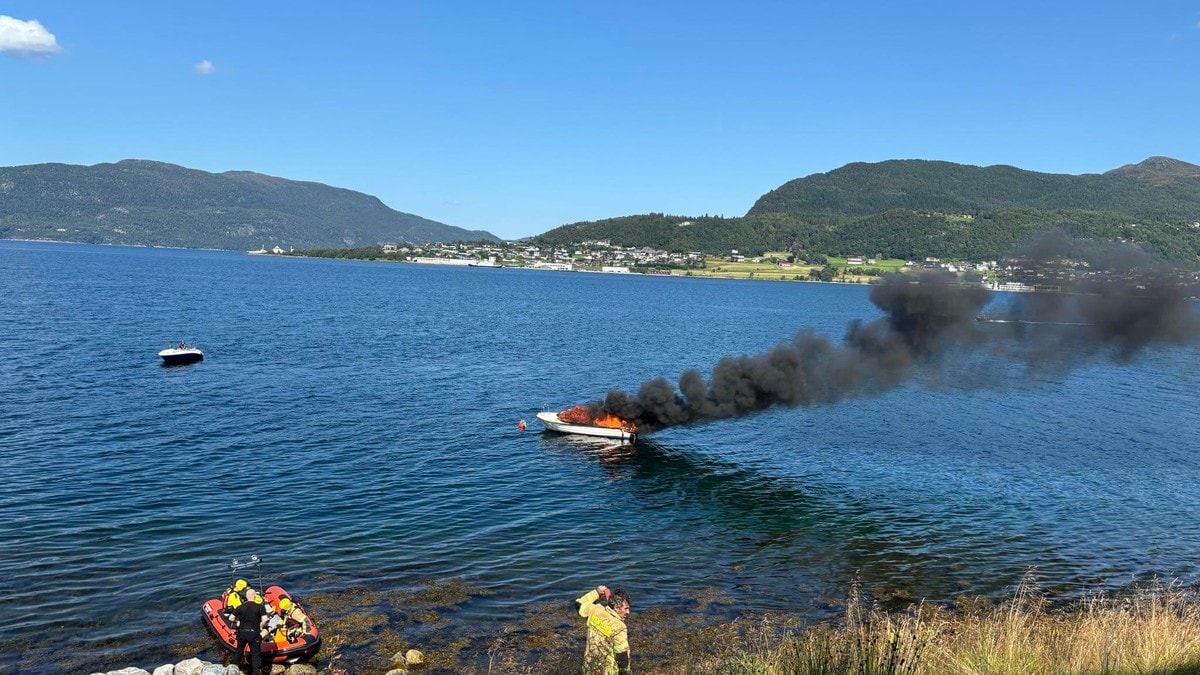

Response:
(202, 584), (321, 664)
(200, 555), (321, 664)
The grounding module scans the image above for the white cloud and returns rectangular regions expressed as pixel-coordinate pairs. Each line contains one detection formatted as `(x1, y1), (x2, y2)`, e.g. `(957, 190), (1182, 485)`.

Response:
(194, 59), (215, 75)
(0, 15), (61, 57)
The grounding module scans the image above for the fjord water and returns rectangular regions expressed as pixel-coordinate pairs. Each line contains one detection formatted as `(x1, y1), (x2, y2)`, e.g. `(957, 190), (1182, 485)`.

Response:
(2, 241), (1199, 672)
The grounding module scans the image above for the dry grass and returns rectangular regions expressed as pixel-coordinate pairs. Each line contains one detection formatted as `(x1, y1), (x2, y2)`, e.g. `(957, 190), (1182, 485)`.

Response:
(697, 573), (1200, 675)
(926, 573), (1200, 675)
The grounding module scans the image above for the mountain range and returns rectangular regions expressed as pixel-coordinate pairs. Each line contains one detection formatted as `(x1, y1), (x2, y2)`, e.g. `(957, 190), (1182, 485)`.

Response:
(0, 159), (497, 249)
(4, 157), (1200, 264)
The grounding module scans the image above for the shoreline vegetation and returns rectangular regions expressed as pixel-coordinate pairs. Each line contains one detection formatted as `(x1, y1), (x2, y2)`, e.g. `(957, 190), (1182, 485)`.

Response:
(322, 574), (1200, 674)
(313, 574), (1200, 674)
(81, 574), (1200, 675)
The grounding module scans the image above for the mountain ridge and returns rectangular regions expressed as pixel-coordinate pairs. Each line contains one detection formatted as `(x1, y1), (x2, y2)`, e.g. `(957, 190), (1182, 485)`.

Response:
(5, 156), (1200, 263)
(0, 159), (498, 249)
(534, 157), (1200, 264)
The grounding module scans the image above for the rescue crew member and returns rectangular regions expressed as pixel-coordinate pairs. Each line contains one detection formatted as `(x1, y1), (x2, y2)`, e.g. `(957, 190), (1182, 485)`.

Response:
(276, 596), (310, 642)
(576, 584), (631, 675)
(233, 588), (270, 675)
(225, 578), (251, 609)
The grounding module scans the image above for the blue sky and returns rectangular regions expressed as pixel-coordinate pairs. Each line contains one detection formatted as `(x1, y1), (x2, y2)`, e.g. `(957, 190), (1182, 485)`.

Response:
(2, 2), (1198, 240)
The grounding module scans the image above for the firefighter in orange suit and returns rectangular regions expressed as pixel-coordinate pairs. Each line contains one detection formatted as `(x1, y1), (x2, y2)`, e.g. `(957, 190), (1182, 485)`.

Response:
(576, 584), (631, 675)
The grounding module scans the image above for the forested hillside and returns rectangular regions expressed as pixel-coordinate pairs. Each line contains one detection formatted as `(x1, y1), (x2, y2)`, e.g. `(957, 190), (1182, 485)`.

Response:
(748, 158), (1200, 219)
(534, 157), (1200, 264)
(0, 160), (497, 249)
(8, 156), (1200, 263)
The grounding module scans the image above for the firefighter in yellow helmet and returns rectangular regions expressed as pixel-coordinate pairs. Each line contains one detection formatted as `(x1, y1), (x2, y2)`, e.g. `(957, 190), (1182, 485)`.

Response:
(225, 578), (251, 609)
(576, 584), (631, 675)
(276, 596), (311, 642)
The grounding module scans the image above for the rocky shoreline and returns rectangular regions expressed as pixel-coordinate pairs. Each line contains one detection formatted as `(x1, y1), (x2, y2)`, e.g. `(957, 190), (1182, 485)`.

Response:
(90, 649), (422, 675)
(90, 660), (319, 675)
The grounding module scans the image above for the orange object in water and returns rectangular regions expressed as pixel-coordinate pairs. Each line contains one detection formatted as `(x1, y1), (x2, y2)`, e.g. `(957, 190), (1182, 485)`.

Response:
(517, 420), (526, 431)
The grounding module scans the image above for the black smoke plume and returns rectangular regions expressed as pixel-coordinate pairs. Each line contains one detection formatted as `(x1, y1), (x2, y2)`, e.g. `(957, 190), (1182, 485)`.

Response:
(590, 234), (1199, 433)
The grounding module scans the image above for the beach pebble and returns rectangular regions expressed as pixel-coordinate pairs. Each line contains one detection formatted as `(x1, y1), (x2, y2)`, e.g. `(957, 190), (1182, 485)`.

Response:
(283, 665), (317, 675)
(384, 670), (409, 675)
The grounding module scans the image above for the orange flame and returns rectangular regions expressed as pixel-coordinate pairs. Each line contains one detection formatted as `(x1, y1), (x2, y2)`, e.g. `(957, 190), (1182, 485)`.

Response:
(559, 405), (638, 434)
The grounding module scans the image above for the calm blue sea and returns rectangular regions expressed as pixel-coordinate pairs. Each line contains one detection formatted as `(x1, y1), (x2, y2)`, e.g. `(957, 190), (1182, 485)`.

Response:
(2, 241), (1199, 672)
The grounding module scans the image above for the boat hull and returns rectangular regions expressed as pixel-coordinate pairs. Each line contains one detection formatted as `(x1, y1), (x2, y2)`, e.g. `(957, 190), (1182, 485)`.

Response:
(201, 585), (321, 664)
(536, 411), (636, 440)
(159, 348), (203, 365)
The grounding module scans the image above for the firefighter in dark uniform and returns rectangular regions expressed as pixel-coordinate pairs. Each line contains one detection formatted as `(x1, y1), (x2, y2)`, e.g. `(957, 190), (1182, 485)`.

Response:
(233, 587), (270, 675)
(576, 584), (632, 675)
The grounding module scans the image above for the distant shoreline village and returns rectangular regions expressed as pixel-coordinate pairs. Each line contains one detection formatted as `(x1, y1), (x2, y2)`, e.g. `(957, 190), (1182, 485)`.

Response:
(262, 239), (1182, 292)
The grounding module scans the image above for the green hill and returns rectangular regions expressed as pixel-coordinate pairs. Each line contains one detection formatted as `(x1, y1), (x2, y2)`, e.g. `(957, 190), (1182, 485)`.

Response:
(0, 160), (498, 249)
(535, 157), (1200, 264)
(748, 157), (1200, 220)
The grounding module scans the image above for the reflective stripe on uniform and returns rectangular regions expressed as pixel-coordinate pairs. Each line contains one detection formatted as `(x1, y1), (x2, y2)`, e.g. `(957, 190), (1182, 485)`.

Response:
(588, 612), (615, 637)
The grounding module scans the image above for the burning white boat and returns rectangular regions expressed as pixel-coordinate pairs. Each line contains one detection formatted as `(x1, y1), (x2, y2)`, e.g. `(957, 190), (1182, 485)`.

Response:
(536, 407), (638, 441)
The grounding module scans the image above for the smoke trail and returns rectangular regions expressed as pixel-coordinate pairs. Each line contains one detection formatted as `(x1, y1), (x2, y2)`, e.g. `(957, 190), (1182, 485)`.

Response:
(990, 231), (1199, 361)
(592, 235), (1199, 433)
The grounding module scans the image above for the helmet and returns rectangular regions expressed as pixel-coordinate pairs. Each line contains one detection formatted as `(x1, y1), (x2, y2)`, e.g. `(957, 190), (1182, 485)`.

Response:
(279, 597), (293, 611)
(234, 579), (248, 591)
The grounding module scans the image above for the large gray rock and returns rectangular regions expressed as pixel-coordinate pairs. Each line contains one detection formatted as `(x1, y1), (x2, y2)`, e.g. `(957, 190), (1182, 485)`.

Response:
(152, 666), (174, 675)
(384, 670), (410, 675)
(107, 669), (151, 675)
(198, 665), (228, 675)
(174, 659), (204, 675)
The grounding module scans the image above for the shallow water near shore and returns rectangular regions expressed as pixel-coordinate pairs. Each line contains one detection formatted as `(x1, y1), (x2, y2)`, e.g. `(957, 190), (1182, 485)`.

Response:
(2, 241), (1199, 673)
